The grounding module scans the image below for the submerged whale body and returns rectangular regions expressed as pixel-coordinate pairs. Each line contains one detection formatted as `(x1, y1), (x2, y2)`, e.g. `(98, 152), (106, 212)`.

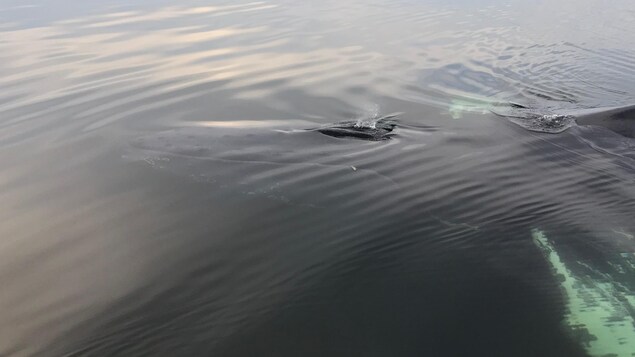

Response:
(127, 107), (635, 357)
(492, 103), (635, 138)
(574, 104), (635, 138)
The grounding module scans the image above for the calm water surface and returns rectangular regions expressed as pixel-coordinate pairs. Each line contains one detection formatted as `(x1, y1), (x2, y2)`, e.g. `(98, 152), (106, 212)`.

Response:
(1, 1), (635, 356)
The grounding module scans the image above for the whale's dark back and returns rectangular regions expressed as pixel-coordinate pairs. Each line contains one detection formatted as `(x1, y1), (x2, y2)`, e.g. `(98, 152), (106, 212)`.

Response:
(575, 104), (635, 138)
(314, 120), (396, 140)
(494, 103), (635, 138)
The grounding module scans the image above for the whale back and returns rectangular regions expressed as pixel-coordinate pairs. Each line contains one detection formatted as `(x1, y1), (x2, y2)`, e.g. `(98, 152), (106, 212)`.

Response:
(574, 104), (635, 138)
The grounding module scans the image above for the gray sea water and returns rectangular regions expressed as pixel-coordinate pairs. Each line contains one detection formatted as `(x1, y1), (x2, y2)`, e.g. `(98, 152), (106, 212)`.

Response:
(1, 1), (635, 356)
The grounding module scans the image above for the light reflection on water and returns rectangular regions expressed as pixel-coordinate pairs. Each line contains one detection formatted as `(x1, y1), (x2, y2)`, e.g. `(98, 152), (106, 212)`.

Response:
(0, 0), (634, 356)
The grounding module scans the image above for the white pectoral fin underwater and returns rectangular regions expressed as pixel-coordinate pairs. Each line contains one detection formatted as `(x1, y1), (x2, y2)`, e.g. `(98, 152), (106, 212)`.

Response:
(533, 229), (635, 357)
